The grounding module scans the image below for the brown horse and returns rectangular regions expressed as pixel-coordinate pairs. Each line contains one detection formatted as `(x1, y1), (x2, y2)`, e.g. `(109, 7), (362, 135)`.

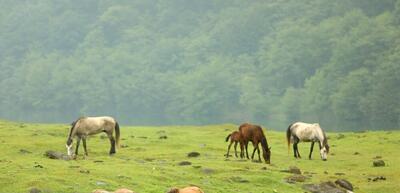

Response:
(239, 123), (271, 164)
(225, 131), (244, 158)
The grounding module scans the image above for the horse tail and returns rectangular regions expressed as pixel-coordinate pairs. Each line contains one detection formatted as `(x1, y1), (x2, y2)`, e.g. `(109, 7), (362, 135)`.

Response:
(225, 133), (232, 142)
(115, 121), (120, 148)
(286, 123), (293, 154)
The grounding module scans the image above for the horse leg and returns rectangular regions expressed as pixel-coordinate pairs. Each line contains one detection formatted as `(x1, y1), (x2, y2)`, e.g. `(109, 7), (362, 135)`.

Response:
(257, 145), (261, 162)
(107, 133), (116, 155)
(309, 142), (315, 159)
(234, 141), (238, 158)
(245, 142), (250, 159)
(251, 142), (257, 160)
(226, 141), (233, 158)
(240, 142), (244, 158)
(296, 143), (301, 158)
(82, 137), (88, 156)
(75, 137), (81, 155)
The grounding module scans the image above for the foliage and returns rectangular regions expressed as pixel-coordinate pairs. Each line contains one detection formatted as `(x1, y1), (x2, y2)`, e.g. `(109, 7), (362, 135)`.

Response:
(0, 0), (399, 130)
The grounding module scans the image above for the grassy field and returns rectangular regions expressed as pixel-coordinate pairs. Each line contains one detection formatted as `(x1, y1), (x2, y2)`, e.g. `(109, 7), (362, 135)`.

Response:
(0, 120), (399, 193)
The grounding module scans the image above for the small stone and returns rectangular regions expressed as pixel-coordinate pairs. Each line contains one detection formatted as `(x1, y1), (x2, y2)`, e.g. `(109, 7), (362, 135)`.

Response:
(159, 135), (168, 139)
(96, 181), (107, 186)
(334, 172), (345, 176)
(187, 152), (200, 157)
(353, 152), (360, 155)
(373, 160), (385, 167)
(335, 179), (353, 191)
(79, 169), (90, 174)
(178, 161), (192, 166)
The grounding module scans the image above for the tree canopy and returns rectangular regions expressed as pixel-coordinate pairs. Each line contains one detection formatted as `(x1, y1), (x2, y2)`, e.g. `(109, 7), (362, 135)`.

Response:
(0, 0), (399, 130)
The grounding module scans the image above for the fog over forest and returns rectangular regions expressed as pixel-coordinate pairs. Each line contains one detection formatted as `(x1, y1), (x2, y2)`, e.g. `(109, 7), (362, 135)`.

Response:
(0, 0), (399, 130)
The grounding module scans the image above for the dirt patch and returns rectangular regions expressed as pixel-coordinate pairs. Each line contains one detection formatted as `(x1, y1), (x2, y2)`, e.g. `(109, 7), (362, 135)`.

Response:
(285, 174), (307, 184)
(44, 150), (71, 160)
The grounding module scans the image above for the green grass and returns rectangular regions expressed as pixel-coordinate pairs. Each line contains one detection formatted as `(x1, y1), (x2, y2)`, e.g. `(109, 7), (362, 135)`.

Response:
(0, 120), (399, 193)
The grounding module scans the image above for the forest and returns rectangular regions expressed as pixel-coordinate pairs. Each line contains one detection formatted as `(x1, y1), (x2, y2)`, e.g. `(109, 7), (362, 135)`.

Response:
(0, 0), (399, 130)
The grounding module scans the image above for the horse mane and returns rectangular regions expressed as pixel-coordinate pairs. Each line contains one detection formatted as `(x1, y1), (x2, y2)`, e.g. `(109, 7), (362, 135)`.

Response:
(322, 131), (329, 153)
(67, 117), (86, 141)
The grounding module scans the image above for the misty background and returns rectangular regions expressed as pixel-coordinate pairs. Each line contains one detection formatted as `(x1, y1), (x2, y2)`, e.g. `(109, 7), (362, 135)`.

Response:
(0, 0), (399, 130)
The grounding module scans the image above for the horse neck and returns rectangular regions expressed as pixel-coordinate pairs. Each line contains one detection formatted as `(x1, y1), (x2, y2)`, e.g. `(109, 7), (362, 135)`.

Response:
(316, 129), (327, 147)
(260, 135), (269, 151)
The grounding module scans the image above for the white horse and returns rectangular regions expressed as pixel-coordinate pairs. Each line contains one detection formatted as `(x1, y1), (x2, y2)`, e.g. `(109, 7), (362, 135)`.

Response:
(66, 116), (120, 157)
(286, 122), (329, 161)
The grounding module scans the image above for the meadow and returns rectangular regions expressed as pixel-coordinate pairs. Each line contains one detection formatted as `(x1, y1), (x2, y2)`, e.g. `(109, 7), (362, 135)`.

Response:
(0, 120), (398, 193)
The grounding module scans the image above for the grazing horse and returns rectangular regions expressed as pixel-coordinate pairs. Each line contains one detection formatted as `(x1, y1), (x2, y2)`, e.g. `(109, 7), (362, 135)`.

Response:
(66, 116), (120, 157)
(225, 131), (244, 158)
(239, 123), (271, 164)
(286, 122), (330, 161)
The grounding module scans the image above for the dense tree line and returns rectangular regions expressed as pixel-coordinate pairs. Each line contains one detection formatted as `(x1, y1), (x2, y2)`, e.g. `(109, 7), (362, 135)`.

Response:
(0, 0), (399, 130)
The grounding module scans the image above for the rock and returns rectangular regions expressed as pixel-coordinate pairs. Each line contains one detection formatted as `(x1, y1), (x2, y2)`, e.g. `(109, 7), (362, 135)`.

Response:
(187, 152), (200, 157)
(96, 181), (107, 186)
(79, 169), (90, 174)
(368, 176), (386, 182)
(335, 179), (353, 191)
(159, 135), (168, 139)
(230, 176), (249, 183)
(192, 165), (202, 169)
(34, 164), (44, 168)
(45, 150), (71, 160)
(337, 134), (345, 139)
(373, 156), (382, 159)
(373, 160), (385, 167)
(261, 167), (267, 170)
(285, 174), (307, 184)
(334, 172), (345, 176)
(353, 152), (360, 155)
(302, 181), (346, 193)
(114, 188), (135, 193)
(94, 160), (104, 163)
(178, 161), (192, 166)
(20, 149), (32, 154)
(29, 187), (42, 193)
(289, 166), (301, 174)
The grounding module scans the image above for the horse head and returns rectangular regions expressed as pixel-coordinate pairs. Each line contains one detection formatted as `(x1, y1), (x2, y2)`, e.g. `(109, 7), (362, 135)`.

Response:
(66, 138), (74, 157)
(320, 140), (329, 161)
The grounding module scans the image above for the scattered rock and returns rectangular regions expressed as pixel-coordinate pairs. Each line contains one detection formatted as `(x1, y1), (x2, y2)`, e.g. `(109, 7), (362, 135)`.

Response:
(353, 152), (360, 155)
(44, 150), (71, 160)
(95, 181), (107, 186)
(368, 176), (386, 182)
(373, 160), (385, 167)
(192, 165), (202, 169)
(302, 181), (346, 193)
(79, 169), (90, 174)
(92, 189), (110, 193)
(187, 152), (200, 158)
(29, 187), (42, 193)
(230, 176), (249, 183)
(202, 168), (215, 175)
(34, 164), (43, 168)
(335, 179), (353, 191)
(285, 174), (307, 184)
(337, 134), (345, 139)
(178, 161), (192, 166)
(334, 172), (345, 176)
(159, 135), (168, 139)
(289, 166), (302, 174)
(20, 149), (32, 154)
